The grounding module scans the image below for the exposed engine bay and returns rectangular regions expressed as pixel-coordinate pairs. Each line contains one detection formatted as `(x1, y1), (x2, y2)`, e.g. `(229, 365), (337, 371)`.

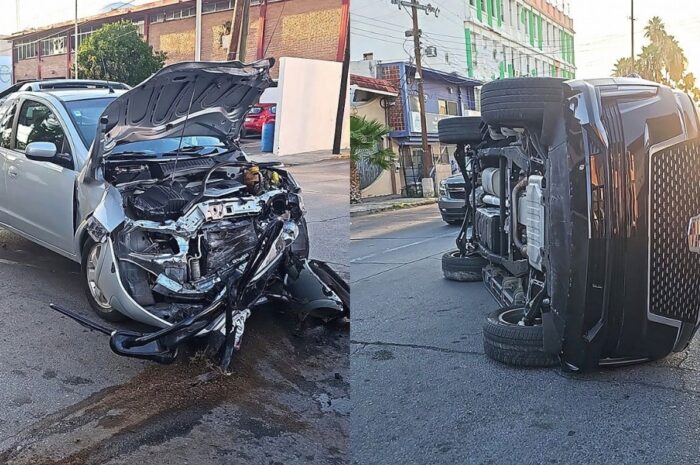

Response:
(108, 157), (306, 321)
(60, 154), (348, 371)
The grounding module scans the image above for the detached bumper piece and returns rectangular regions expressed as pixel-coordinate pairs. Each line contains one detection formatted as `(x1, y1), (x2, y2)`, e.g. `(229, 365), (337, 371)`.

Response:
(50, 221), (348, 372)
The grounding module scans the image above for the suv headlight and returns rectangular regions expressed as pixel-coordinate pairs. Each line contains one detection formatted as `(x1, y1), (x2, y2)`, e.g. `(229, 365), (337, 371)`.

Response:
(439, 180), (447, 197)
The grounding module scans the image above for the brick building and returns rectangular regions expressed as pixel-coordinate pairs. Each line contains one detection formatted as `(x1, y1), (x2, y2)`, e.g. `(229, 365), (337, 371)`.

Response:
(5, 0), (349, 82)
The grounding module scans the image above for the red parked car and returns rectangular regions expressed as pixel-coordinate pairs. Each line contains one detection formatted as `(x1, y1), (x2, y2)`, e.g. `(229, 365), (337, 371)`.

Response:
(242, 103), (276, 137)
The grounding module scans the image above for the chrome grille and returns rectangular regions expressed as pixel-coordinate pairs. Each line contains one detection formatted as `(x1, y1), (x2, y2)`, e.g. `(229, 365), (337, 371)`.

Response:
(649, 140), (700, 323)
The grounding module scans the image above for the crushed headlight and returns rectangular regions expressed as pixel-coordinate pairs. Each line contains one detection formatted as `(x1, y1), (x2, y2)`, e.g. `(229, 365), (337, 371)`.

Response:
(86, 216), (109, 242)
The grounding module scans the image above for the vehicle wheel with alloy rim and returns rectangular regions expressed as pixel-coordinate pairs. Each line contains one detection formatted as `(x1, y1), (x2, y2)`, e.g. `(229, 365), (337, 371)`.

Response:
(81, 239), (126, 322)
(482, 305), (558, 367)
(441, 249), (486, 282)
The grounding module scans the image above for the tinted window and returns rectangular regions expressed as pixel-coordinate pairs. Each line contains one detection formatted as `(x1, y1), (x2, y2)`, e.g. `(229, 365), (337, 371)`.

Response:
(16, 100), (70, 154)
(62, 97), (116, 148)
(0, 100), (16, 149)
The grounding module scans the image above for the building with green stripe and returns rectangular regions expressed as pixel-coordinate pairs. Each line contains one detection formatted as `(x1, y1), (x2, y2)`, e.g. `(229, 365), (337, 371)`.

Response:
(464, 0), (575, 81)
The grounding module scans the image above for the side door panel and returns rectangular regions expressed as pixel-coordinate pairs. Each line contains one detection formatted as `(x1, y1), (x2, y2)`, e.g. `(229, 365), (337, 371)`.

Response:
(0, 98), (18, 225)
(4, 98), (78, 255)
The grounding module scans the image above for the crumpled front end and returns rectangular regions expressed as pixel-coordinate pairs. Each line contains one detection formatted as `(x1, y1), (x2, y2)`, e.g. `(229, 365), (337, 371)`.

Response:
(60, 161), (348, 371)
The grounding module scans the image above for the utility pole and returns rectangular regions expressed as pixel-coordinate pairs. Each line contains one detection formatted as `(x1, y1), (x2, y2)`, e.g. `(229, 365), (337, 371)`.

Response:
(195, 0), (202, 61)
(392, 0), (439, 197)
(227, 0), (252, 61)
(630, 0), (635, 62)
(74, 0), (78, 78)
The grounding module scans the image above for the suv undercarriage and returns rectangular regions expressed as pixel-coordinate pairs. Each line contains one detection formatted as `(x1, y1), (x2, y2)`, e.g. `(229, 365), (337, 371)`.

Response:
(439, 77), (700, 371)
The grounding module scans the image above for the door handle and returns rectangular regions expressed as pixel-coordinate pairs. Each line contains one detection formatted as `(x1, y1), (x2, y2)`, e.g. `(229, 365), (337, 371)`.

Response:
(7, 166), (18, 178)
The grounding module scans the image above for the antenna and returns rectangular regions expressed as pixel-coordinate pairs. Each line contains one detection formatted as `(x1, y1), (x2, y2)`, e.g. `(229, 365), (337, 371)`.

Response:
(170, 81), (197, 186)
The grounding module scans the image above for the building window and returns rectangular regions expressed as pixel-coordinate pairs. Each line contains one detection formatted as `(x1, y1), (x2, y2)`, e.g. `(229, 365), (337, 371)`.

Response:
(41, 36), (67, 56)
(15, 40), (37, 60)
(438, 99), (459, 116)
(409, 95), (421, 112)
(469, 0), (476, 6)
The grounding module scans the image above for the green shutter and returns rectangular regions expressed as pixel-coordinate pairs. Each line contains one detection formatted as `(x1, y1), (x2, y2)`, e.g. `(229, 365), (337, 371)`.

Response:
(507, 63), (514, 77)
(476, 0), (483, 21)
(528, 10), (535, 46)
(465, 28), (474, 78)
(486, 0), (493, 27)
(499, 61), (505, 78)
(496, 0), (503, 27)
(571, 34), (575, 65)
(537, 15), (543, 50)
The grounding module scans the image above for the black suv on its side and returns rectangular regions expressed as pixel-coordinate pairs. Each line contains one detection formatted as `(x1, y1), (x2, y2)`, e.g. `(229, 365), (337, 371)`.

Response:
(439, 77), (700, 372)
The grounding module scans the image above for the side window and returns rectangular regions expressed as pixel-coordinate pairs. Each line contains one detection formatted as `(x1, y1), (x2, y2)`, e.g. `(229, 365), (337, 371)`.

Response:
(0, 100), (16, 149)
(15, 100), (70, 154)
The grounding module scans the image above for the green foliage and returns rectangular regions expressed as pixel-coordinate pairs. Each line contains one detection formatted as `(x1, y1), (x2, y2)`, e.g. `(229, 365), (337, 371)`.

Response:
(612, 16), (700, 100)
(350, 115), (396, 171)
(77, 21), (167, 86)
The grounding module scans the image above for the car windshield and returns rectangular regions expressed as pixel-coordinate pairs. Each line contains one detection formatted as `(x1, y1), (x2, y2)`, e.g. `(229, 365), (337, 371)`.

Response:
(109, 136), (227, 157)
(63, 97), (116, 148)
(64, 98), (228, 156)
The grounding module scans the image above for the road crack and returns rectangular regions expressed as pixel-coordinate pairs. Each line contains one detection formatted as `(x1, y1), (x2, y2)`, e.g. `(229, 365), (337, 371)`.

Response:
(351, 340), (483, 356)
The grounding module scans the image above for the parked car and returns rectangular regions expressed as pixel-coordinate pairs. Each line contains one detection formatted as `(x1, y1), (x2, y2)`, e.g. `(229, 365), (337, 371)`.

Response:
(438, 173), (469, 224)
(0, 61), (348, 370)
(438, 77), (700, 372)
(242, 102), (276, 137)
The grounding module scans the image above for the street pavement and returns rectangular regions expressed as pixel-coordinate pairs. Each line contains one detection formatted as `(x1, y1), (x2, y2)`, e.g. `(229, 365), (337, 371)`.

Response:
(351, 204), (700, 465)
(0, 154), (349, 465)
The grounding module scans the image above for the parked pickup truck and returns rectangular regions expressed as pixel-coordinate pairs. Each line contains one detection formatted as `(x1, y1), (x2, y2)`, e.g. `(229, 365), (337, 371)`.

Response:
(439, 77), (700, 372)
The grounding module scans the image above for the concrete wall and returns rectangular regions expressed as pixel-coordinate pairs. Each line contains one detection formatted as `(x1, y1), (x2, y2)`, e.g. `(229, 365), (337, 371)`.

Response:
(274, 57), (348, 156)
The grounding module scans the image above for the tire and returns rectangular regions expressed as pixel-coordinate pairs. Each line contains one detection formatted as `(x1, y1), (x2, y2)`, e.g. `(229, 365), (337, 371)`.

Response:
(438, 116), (484, 145)
(480, 77), (565, 129)
(81, 239), (126, 323)
(482, 306), (558, 367)
(441, 249), (486, 282)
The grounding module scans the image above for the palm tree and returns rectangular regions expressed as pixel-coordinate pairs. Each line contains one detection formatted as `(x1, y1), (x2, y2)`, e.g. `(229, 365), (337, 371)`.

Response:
(350, 115), (396, 203)
(612, 57), (636, 77)
(613, 17), (699, 99)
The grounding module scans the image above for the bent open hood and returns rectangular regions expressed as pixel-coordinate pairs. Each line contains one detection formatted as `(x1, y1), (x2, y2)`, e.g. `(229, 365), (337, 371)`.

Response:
(92, 59), (274, 160)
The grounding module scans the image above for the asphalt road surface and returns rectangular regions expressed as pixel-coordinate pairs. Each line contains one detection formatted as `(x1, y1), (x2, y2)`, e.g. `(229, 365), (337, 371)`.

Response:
(0, 157), (349, 465)
(351, 204), (700, 465)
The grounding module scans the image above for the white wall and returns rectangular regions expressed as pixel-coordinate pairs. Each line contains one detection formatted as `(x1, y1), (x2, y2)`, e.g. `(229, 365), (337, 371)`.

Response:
(274, 57), (349, 156)
(0, 40), (12, 92)
(350, 0), (469, 77)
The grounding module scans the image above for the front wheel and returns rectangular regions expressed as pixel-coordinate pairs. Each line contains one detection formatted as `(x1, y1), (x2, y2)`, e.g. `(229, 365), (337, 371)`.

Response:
(482, 306), (558, 367)
(81, 239), (125, 322)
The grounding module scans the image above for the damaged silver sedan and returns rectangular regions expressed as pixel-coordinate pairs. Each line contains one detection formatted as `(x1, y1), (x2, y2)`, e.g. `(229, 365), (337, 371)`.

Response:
(0, 60), (348, 370)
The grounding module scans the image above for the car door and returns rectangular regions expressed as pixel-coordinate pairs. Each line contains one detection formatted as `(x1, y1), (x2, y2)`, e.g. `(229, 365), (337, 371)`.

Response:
(0, 96), (19, 225)
(4, 97), (78, 257)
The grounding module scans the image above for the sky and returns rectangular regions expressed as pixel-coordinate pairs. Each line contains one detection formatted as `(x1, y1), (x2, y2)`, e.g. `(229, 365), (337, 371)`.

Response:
(571, 0), (700, 79)
(2, 0), (700, 81)
(0, 0), (152, 36)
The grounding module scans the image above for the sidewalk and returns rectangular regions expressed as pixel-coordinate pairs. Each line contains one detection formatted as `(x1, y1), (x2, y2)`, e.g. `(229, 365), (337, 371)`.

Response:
(242, 139), (348, 166)
(350, 196), (437, 217)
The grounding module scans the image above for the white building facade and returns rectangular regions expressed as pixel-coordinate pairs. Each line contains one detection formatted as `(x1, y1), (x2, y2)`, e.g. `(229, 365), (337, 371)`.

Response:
(350, 0), (575, 83)
(464, 0), (575, 81)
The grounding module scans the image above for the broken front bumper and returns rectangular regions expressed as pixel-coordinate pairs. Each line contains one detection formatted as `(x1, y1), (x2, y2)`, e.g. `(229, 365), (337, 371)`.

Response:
(51, 220), (348, 370)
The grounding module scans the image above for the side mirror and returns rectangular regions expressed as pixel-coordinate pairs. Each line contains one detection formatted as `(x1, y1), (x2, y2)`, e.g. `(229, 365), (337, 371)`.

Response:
(25, 141), (57, 161)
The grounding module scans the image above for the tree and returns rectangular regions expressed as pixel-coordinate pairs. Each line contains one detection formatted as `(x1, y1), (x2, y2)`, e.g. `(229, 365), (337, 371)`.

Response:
(77, 21), (166, 86)
(350, 115), (396, 203)
(612, 17), (699, 99)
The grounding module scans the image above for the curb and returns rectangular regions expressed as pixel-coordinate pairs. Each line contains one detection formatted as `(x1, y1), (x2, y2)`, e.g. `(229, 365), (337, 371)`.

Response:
(350, 199), (437, 217)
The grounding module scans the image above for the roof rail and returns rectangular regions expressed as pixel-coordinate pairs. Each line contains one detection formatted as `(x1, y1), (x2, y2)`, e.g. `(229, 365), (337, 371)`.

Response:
(17, 79), (130, 92)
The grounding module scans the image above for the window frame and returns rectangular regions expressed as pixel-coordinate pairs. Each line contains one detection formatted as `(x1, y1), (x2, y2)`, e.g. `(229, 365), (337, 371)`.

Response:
(13, 96), (75, 168)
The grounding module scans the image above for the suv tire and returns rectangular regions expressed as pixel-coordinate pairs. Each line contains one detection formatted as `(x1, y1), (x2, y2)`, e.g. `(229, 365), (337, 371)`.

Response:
(441, 250), (486, 282)
(438, 116), (484, 145)
(480, 78), (564, 129)
(482, 306), (558, 367)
